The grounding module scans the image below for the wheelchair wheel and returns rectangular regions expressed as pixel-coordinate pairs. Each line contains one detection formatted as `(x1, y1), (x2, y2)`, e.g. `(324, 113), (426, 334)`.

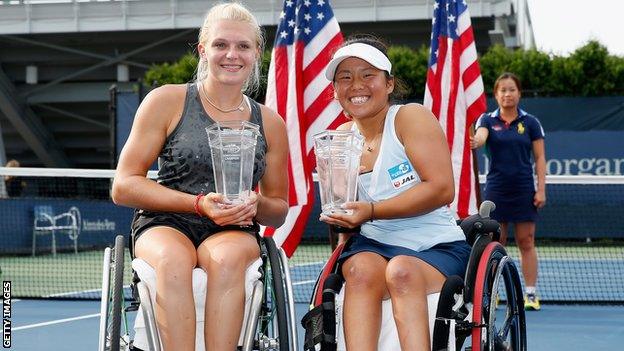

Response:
(264, 237), (291, 350)
(472, 242), (527, 351)
(98, 235), (126, 351)
(432, 275), (466, 351)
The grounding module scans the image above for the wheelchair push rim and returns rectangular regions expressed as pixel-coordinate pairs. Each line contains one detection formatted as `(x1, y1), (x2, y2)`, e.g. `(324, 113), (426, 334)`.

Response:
(247, 237), (293, 351)
(98, 235), (128, 351)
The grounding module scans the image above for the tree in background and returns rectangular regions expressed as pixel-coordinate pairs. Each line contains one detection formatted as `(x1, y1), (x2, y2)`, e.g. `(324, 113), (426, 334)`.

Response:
(144, 40), (624, 99)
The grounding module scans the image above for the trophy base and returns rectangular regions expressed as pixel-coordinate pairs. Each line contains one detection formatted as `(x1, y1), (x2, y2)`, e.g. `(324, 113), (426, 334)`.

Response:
(224, 191), (252, 206)
(321, 204), (353, 216)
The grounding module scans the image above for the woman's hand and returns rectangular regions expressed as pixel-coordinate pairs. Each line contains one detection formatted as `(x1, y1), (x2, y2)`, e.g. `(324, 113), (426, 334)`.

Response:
(199, 192), (258, 226)
(469, 135), (483, 149)
(470, 128), (489, 149)
(533, 190), (546, 209)
(319, 201), (372, 229)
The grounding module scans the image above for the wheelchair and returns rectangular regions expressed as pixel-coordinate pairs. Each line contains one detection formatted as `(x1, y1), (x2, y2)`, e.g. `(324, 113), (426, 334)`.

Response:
(302, 201), (527, 351)
(98, 233), (298, 351)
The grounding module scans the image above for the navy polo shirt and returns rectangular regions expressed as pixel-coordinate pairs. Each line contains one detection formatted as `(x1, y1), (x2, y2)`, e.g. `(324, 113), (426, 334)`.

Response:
(475, 108), (545, 190)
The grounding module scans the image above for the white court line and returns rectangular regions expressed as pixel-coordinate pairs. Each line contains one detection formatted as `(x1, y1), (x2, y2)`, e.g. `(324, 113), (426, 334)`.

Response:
(293, 280), (315, 286)
(290, 261), (325, 268)
(45, 284), (131, 298)
(13, 313), (100, 331)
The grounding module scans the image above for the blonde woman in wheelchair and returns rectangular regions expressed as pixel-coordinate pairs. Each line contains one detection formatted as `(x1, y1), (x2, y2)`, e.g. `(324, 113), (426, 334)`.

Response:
(320, 36), (471, 351)
(111, 3), (288, 350)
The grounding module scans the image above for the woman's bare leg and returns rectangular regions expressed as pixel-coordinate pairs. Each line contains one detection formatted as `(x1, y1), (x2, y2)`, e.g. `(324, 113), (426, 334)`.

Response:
(499, 222), (509, 245)
(341, 252), (388, 351)
(515, 222), (538, 287)
(385, 256), (446, 351)
(134, 227), (197, 351)
(197, 231), (260, 351)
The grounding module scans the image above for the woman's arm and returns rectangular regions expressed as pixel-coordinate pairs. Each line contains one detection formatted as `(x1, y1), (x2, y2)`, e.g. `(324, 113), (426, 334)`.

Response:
(372, 103), (455, 219)
(111, 85), (199, 213)
(251, 106), (289, 228)
(470, 126), (489, 149)
(532, 138), (546, 208)
(321, 104), (456, 228)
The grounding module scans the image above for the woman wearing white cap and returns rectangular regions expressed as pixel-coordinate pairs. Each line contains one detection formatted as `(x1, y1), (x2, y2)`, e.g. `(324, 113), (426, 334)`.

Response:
(320, 36), (471, 350)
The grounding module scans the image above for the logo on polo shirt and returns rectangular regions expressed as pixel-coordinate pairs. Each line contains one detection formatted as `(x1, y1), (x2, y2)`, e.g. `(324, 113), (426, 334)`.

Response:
(388, 161), (416, 189)
(517, 122), (525, 134)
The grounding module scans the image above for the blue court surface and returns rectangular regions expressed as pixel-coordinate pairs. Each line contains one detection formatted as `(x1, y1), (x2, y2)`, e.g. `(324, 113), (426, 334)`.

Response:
(7, 299), (624, 350)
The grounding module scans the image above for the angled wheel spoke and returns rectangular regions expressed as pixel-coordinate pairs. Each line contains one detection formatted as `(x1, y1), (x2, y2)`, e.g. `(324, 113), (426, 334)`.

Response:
(497, 312), (515, 341)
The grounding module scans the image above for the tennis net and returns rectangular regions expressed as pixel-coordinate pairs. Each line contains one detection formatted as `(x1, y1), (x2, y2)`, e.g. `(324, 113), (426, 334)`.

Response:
(0, 167), (622, 303)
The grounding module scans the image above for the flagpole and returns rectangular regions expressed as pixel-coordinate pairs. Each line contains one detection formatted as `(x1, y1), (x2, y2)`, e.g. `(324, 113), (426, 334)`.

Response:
(470, 124), (482, 205)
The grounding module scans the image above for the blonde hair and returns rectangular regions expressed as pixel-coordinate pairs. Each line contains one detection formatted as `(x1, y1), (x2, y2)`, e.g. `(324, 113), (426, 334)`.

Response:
(196, 2), (265, 95)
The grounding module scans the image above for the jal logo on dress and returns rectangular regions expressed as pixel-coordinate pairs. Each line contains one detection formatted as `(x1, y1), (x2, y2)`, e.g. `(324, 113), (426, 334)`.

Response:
(388, 161), (416, 189)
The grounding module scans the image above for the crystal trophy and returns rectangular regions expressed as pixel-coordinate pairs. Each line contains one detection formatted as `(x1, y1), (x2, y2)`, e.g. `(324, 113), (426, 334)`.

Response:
(206, 120), (260, 204)
(314, 130), (364, 215)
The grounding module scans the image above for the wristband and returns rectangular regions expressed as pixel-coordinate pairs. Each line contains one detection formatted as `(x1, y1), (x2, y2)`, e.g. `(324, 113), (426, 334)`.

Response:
(194, 193), (205, 217)
(370, 202), (375, 222)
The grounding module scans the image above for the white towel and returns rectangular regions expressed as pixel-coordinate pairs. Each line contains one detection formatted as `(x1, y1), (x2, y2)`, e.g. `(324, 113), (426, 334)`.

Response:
(131, 257), (263, 350)
(335, 291), (451, 351)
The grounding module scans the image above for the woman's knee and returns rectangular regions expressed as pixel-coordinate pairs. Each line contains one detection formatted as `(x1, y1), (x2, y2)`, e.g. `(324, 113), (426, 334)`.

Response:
(515, 224), (536, 251)
(342, 253), (386, 289)
(198, 233), (259, 282)
(385, 257), (425, 295)
(135, 230), (197, 284)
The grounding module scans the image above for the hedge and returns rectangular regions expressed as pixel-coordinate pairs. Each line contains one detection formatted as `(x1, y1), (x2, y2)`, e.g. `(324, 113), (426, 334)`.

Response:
(144, 40), (624, 99)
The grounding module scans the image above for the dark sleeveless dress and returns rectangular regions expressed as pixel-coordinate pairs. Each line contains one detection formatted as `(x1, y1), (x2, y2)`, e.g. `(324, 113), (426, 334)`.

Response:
(131, 83), (268, 247)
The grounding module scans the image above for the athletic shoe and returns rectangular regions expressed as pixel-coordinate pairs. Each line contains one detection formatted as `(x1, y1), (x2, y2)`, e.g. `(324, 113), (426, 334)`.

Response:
(524, 293), (541, 311)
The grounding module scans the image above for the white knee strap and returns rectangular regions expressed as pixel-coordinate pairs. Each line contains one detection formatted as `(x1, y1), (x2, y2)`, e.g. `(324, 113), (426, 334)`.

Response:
(131, 257), (262, 350)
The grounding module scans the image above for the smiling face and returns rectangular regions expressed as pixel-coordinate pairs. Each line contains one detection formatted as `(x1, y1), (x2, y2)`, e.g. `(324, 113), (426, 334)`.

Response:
(198, 19), (259, 88)
(494, 78), (521, 109)
(332, 57), (394, 120)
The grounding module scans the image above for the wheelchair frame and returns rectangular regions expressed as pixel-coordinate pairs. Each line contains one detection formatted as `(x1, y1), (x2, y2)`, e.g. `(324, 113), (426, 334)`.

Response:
(303, 203), (527, 351)
(98, 234), (298, 351)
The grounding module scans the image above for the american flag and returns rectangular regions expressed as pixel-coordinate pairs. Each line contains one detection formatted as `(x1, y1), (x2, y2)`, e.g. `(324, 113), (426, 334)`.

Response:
(264, 0), (345, 256)
(424, 0), (486, 218)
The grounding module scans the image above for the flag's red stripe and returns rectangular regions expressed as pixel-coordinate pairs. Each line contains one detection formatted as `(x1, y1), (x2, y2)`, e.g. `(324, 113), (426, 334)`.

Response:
(281, 191), (315, 256)
(304, 85), (334, 120)
(273, 47), (289, 119)
(462, 61), (481, 92)
(457, 135), (473, 218)
(286, 158), (298, 206)
(466, 95), (487, 124)
(431, 38), (448, 119)
(303, 33), (343, 82)
(458, 26), (474, 51)
(294, 41), (312, 177)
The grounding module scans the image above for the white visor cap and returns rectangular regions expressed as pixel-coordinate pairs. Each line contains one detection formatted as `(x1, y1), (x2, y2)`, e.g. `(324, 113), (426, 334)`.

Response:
(325, 43), (392, 81)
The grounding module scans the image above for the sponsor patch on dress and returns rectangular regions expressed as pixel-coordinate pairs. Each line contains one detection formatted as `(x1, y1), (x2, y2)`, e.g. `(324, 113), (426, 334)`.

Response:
(388, 161), (416, 189)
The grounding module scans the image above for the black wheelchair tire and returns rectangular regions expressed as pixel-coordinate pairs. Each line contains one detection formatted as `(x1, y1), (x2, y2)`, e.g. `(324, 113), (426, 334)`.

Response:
(432, 275), (465, 351)
(265, 237), (290, 350)
(108, 235), (125, 351)
(490, 257), (527, 351)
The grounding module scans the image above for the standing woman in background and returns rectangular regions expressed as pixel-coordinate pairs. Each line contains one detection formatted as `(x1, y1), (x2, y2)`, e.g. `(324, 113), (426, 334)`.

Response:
(471, 72), (546, 311)
(112, 3), (288, 350)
